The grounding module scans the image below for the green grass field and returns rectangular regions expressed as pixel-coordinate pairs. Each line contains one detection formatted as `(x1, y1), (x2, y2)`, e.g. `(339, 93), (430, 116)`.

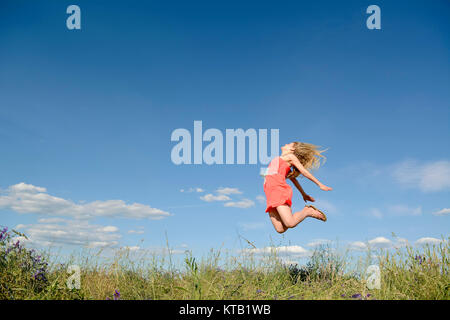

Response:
(1, 227), (448, 300)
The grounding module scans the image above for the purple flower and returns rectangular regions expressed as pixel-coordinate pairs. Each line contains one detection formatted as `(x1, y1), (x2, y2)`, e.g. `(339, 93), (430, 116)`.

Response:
(415, 255), (423, 265)
(341, 294), (346, 297)
(351, 293), (362, 299)
(113, 290), (121, 300)
(288, 295), (295, 300)
(366, 293), (372, 298)
(0, 227), (8, 240)
(256, 289), (263, 294)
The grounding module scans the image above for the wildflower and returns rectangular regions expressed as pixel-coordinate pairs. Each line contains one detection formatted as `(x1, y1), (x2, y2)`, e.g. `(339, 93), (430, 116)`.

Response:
(114, 290), (121, 300)
(0, 227), (8, 240)
(256, 289), (263, 294)
(288, 295), (295, 300)
(351, 293), (362, 299)
(414, 255), (423, 265)
(341, 294), (346, 298)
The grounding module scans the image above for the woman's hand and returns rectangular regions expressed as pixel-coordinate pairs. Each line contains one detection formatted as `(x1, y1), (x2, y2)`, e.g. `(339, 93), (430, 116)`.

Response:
(302, 194), (315, 202)
(319, 184), (333, 191)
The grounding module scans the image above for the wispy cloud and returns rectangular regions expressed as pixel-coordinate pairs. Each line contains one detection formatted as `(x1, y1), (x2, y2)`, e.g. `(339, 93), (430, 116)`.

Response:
(433, 208), (450, 216)
(180, 188), (204, 193)
(16, 219), (121, 248)
(367, 208), (384, 219)
(192, 186), (255, 209)
(349, 237), (409, 251)
(200, 193), (231, 202)
(0, 182), (171, 220)
(255, 195), (265, 205)
(224, 198), (255, 208)
(392, 160), (450, 192)
(127, 227), (145, 234)
(118, 246), (187, 255)
(216, 187), (243, 195)
(387, 204), (422, 216)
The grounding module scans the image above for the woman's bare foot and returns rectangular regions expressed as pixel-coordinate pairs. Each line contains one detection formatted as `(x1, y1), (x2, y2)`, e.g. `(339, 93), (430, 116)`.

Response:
(306, 205), (327, 222)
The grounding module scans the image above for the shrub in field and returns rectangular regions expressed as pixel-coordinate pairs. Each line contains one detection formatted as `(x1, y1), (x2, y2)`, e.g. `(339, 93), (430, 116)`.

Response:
(0, 226), (49, 299)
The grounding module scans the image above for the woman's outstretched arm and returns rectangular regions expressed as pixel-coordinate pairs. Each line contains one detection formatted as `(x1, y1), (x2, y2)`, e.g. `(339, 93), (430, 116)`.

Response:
(286, 154), (332, 191)
(290, 177), (315, 202)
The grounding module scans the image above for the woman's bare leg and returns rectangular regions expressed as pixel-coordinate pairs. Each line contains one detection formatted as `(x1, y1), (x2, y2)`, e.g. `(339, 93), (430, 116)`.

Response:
(275, 205), (325, 229)
(268, 209), (288, 233)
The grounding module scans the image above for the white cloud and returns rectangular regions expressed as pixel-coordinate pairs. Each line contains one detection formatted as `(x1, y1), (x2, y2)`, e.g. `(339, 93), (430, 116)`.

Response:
(9, 182), (46, 193)
(37, 217), (67, 223)
(348, 236), (441, 251)
(224, 198), (255, 208)
(255, 195), (266, 204)
(393, 160), (450, 192)
(127, 229), (145, 234)
(0, 182), (171, 220)
(433, 208), (450, 216)
(100, 226), (119, 233)
(348, 241), (368, 251)
(242, 245), (310, 258)
(368, 237), (392, 249)
(200, 193), (231, 202)
(17, 220), (121, 248)
(216, 187), (242, 195)
(180, 188), (204, 193)
(415, 237), (443, 246)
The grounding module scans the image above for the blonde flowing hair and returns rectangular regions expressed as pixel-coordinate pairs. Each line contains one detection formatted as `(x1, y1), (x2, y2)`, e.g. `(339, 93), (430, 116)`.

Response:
(286, 142), (327, 179)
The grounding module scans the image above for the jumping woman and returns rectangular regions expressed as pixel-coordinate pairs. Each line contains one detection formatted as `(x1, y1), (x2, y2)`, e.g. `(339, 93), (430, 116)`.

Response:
(263, 142), (332, 234)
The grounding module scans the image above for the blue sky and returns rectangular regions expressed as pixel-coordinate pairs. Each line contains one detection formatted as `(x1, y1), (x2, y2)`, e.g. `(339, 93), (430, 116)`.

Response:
(0, 0), (449, 263)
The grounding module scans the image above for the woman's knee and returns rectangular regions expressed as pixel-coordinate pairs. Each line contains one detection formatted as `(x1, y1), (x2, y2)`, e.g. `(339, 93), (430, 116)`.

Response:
(276, 227), (287, 234)
(283, 219), (296, 229)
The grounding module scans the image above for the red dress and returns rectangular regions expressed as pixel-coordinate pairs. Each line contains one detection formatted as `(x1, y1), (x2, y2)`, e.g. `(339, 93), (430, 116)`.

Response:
(263, 157), (293, 212)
